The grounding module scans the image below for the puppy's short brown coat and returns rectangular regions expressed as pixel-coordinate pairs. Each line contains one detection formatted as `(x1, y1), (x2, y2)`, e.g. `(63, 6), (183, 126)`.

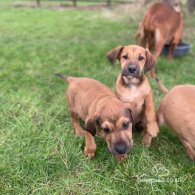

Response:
(157, 85), (195, 161)
(58, 75), (134, 160)
(136, 2), (183, 77)
(107, 45), (159, 147)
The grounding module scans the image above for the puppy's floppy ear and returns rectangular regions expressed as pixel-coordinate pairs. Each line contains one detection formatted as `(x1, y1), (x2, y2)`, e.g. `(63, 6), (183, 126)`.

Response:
(106, 46), (123, 64)
(145, 48), (156, 72)
(85, 115), (101, 136)
(125, 107), (136, 131)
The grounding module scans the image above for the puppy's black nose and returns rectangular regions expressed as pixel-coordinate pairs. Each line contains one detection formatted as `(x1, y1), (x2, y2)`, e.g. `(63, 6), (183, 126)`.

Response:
(128, 65), (137, 74)
(114, 143), (127, 154)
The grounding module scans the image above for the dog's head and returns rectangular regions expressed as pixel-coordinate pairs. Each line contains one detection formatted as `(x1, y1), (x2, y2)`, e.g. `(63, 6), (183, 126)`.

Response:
(85, 101), (134, 158)
(107, 45), (156, 83)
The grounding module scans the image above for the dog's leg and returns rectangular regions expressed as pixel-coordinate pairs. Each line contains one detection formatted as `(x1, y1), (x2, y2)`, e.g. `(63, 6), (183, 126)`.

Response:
(153, 29), (165, 59)
(167, 42), (176, 60)
(146, 31), (153, 50)
(181, 139), (195, 161)
(84, 131), (97, 158)
(150, 40), (164, 78)
(70, 112), (85, 137)
(156, 104), (165, 126)
(150, 30), (165, 78)
(141, 128), (153, 147)
(139, 119), (153, 147)
(67, 95), (84, 137)
(136, 22), (145, 46)
(153, 41), (164, 59)
(142, 90), (159, 147)
(150, 68), (156, 78)
(140, 35), (145, 47)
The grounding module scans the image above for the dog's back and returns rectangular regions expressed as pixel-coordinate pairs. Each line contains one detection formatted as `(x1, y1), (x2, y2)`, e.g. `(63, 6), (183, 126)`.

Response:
(62, 76), (114, 120)
(157, 85), (195, 158)
(143, 2), (182, 40)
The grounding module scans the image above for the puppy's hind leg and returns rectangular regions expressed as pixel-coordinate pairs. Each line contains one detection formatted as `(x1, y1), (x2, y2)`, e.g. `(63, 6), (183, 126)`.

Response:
(181, 139), (195, 161)
(153, 28), (165, 59)
(150, 29), (165, 78)
(67, 93), (84, 137)
(167, 41), (176, 60)
(150, 39), (164, 78)
(70, 112), (85, 137)
(156, 106), (165, 126)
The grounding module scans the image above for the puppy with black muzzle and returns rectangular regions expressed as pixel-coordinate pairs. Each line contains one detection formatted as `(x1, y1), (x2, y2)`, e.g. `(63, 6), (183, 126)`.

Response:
(107, 45), (159, 147)
(56, 74), (135, 161)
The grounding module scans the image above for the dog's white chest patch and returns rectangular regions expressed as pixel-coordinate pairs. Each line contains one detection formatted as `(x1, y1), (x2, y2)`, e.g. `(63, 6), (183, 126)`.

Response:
(118, 84), (149, 115)
(126, 85), (142, 101)
(119, 85), (143, 102)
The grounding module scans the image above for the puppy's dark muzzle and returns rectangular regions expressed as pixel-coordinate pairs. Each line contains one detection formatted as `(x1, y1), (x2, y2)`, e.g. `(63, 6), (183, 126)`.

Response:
(122, 64), (140, 78)
(114, 142), (127, 154)
(109, 140), (133, 155)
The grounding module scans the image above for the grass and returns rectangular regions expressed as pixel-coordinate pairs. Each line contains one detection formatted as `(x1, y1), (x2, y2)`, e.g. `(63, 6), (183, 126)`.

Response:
(0, 2), (195, 194)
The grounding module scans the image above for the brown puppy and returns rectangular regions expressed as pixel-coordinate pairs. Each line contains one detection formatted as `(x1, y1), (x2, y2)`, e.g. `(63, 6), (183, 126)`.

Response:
(157, 85), (195, 161)
(136, 2), (183, 77)
(107, 45), (159, 147)
(57, 74), (134, 161)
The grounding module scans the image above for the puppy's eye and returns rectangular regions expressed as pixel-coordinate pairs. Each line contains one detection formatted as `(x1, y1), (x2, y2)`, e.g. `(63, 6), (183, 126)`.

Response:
(122, 55), (128, 60)
(123, 122), (129, 129)
(103, 128), (110, 134)
(138, 56), (144, 61)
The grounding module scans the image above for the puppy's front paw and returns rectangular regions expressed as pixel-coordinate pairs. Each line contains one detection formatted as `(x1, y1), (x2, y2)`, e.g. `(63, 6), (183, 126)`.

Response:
(141, 132), (152, 148)
(75, 128), (85, 137)
(116, 154), (128, 162)
(84, 147), (95, 159)
(75, 130), (85, 137)
(147, 123), (159, 138)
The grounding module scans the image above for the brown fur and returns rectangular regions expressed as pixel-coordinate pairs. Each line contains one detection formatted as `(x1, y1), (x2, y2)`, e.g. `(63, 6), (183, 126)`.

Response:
(157, 85), (195, 161)
(136, 2), (183, 77)
(58, 75), (135, 161)
(107, 45), (159, 147)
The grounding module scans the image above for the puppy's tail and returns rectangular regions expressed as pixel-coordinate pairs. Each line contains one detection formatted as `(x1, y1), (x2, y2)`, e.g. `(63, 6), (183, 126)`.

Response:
(155, 77), (169, 94)
(55, 73), (73, 83)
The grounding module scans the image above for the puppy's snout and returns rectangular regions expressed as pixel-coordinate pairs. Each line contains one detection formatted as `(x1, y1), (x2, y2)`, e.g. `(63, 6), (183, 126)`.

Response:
(114, 142), (127, 154)
(108, 139), (133, 155)
(128, 65), (137, 74)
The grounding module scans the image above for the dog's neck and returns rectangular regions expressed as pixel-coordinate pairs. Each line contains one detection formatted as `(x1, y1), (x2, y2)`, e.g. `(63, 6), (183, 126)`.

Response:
(120, 74), (144, 88)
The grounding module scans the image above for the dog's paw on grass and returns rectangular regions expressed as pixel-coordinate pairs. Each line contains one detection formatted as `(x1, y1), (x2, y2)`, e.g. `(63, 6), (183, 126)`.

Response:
(84, 148), (95, 159)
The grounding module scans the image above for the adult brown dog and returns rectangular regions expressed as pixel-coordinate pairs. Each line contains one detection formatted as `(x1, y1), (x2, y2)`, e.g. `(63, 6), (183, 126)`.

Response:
(157, 84), (195, 161)
(56, 74), (135, 161)
(107, 45), (159, 147)
(136, 2), (183, 77)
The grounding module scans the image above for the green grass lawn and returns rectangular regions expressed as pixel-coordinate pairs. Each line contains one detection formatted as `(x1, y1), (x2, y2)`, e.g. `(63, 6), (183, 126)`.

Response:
(0, 2), (195, 194)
